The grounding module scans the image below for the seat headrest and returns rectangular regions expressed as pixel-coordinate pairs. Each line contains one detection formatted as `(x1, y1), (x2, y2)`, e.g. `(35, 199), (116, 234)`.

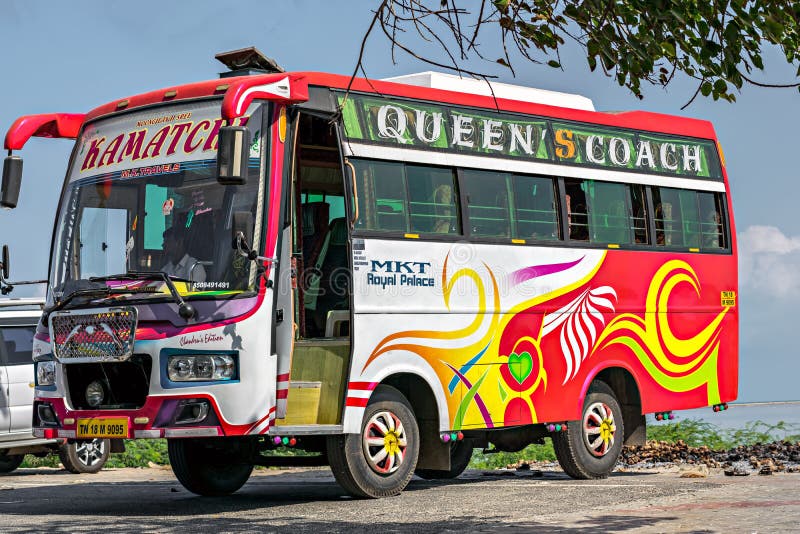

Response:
(328, 217), (348, 246)
(302, 202), (330, 236)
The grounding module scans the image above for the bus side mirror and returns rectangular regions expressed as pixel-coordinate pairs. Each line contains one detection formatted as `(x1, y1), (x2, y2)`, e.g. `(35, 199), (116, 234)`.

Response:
(1, 244), (10, 280)
(1, 155), (23, 209)
(217, 126), (250, 185)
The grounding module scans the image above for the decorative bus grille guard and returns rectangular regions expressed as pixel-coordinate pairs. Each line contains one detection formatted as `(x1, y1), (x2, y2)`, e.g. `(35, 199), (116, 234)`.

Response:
(49, 306), (138, 363)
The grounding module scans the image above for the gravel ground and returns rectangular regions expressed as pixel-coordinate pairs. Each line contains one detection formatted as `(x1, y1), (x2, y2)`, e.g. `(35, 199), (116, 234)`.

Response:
(0, 465), (798, 532)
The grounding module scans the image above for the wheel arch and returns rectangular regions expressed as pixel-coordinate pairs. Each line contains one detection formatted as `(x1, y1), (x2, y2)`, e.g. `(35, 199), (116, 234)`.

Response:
(581, 361), (646, 446)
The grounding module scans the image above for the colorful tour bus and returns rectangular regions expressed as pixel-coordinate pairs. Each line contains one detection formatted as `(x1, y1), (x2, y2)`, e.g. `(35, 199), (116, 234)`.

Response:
(0, 50), (737, 497)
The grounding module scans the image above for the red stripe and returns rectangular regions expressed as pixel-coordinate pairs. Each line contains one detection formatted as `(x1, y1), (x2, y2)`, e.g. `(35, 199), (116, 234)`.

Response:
(276, 373), (290, 382)
(348, 382), (378, 391)
(346, 397), (369, 407)
(276, 390), (288, 399)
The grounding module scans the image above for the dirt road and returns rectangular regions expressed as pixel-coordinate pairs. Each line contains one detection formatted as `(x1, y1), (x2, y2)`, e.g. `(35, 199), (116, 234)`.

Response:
(0, 466), (797, 532)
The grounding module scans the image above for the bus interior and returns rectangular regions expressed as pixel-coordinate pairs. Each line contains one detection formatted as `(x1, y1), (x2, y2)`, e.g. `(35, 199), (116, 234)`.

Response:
(278, 112), (351, 427)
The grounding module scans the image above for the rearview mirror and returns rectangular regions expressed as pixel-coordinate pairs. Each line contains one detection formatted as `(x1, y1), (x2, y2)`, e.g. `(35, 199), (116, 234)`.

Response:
(231, 211), (254, 254)
(1, 155), (23, 209)
(217, 126), (250, 185)
(1, 244), (9, 280)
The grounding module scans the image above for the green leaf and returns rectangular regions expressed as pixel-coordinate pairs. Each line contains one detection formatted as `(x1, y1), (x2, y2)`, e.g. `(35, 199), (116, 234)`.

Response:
(547, 60), (561, 68)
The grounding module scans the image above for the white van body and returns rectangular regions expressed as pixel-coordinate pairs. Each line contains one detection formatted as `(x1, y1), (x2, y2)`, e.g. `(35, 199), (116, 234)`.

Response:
(0, 299), (49, 452)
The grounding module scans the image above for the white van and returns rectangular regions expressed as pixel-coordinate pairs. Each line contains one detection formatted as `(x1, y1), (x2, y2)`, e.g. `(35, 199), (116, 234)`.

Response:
(0, 298), (110, 474)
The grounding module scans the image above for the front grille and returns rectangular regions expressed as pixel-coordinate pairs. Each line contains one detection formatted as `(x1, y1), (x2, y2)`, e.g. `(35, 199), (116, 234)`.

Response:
(50, 307), (137, 363)
(64, 354), (152, 410)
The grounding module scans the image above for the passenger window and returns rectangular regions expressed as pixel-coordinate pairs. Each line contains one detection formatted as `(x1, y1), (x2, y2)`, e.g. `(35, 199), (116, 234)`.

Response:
(0, 326), (36, 366)
(652, 187), (701, 247)
(587, 181), (631, 244)
(512, 175), (560, 240)
(564, 179), (589, 242)
(406, 165), (460, 235)
(698, 192), (726, 249)
(352, 160), (408, 232)
(629, 184), (650, 244)
(462, 169), (511, 238)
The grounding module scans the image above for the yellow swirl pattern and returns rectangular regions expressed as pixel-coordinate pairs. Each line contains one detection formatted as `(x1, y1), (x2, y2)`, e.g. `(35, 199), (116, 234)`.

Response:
(361, 254), (500, 375)
(595, 260), (729, 404)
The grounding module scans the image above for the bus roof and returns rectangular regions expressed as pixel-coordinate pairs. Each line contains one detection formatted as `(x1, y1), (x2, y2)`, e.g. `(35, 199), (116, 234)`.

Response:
(81, 71), (718, 141)
(380, 71), (596, 111)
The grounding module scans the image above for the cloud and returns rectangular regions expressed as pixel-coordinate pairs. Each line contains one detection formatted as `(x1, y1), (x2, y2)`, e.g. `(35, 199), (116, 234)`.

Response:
(738, 225), (800, 297)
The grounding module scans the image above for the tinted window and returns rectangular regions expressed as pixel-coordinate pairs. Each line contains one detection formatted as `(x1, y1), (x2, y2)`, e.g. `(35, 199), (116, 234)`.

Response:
(353, 160), (408, 232)
(652, 187), (701, 247)
(698, 192), (726, 249)
(512, 175), (560, 240)
(352, 159), (460, 235)
(588, 181), (631, 244)
(462, 169), (511, 238)
(406, 165), (460, 235)
(0, 325), (36, 366)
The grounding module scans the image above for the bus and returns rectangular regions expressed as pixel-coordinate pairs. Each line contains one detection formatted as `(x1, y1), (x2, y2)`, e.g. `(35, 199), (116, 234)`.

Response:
(0, 49), (737, 498)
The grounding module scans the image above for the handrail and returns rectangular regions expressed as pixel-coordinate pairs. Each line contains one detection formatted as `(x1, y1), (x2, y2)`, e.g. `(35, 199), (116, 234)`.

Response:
(345, 159), (359, 227)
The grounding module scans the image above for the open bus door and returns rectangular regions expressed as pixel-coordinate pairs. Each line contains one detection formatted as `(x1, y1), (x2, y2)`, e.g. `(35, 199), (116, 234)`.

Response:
(273, 110), (352, 431)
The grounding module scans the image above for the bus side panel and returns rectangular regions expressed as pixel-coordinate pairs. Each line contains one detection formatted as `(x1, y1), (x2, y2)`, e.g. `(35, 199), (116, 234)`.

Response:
(348, 238), (737, 431)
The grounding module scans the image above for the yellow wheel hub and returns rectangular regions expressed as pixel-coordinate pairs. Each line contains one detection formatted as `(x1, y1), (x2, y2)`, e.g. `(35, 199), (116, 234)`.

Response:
(599, 419), (613, 444)
(384, 431), (400, 455)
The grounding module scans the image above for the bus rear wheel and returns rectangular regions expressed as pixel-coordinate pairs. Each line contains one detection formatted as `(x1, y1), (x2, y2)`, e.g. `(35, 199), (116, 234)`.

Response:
(415, 439), (473, 480)
(552, 381), (624, 479)
(327, 385), (419, 498)
(168, 438), (254, 496)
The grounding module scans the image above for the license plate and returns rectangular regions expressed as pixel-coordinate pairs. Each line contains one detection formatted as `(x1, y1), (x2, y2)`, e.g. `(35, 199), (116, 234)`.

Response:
(76, 417), (129, 438)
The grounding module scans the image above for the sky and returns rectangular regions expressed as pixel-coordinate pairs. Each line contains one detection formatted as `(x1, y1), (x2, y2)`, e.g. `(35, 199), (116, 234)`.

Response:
(0, 1), (798, 402)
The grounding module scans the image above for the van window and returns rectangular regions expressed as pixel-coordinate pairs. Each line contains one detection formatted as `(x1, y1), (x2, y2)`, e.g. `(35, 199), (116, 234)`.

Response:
(0, 325), (36, 366)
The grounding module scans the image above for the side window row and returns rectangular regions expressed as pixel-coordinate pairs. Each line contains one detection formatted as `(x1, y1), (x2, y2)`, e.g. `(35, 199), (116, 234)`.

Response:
(351, 159), (728, 250)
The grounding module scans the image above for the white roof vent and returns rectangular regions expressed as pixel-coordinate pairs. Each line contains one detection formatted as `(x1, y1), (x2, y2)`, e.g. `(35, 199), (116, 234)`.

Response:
(381, 71), (595, 111)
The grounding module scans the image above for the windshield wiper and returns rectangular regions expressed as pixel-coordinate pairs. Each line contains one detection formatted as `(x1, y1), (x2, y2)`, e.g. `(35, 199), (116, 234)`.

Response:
(43, 285), (155, 321)
(91, 271), (196, 320)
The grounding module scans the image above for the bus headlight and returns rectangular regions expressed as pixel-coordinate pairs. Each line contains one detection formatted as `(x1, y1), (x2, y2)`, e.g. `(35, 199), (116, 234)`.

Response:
(167, 354), (236, 382)
(36, 361), (56, 386)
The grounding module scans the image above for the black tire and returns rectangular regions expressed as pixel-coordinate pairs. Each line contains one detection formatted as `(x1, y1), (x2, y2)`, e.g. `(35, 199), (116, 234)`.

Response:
(0, 453), (24, 474)
(59, 439), (110, 474)
(552, 381), (625, 479)
(168, 438), (254, 497)
(327, 385), (420, 498)
(415, 439), (473, 480)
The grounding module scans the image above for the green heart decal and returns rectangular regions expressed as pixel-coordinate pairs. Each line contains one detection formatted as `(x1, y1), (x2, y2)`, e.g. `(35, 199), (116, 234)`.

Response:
(507, 351), (533, 384)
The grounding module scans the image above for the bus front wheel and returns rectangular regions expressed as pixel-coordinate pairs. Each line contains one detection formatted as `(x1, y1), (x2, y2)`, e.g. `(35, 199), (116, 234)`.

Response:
(168, 438), (254, 496)
(552, 381), (625, 479)
(327, 385), (419, 498)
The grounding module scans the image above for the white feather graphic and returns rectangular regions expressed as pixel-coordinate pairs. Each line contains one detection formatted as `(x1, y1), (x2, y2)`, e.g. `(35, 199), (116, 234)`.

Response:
(542, 286), (617, 384)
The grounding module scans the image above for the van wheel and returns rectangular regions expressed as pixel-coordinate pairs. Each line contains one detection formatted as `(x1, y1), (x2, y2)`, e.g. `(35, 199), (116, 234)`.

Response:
(552, 381), (625, 479)
(0, 453), (24, 474)
(59, 439), (110, 474)
(168, 438), (254, 496)
(327, 385), (419, 498)
(415, 439), (473, 480)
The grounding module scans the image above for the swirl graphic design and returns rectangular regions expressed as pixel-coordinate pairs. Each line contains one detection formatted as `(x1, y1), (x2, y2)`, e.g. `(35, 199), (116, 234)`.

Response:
(542, 286), (617, 384)
(362, 252), (501, 428)
(595, 260), (729, 404)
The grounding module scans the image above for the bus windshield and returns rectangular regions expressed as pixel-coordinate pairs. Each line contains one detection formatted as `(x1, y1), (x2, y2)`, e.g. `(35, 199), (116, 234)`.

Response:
(49, 101), (265, 305)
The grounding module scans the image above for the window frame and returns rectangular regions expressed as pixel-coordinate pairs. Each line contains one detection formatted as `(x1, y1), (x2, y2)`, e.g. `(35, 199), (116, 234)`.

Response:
(348, 157), (732, 255)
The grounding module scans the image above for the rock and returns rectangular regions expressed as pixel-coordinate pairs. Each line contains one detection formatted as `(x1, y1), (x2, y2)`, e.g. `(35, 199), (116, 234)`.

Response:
(679, 465), (709, 478)
(759, 465), (774, 476)
(724, 466), (750, 476)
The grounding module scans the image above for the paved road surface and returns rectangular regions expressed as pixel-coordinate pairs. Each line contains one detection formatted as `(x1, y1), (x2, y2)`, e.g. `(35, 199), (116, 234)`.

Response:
(0, 466), (797, 532)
